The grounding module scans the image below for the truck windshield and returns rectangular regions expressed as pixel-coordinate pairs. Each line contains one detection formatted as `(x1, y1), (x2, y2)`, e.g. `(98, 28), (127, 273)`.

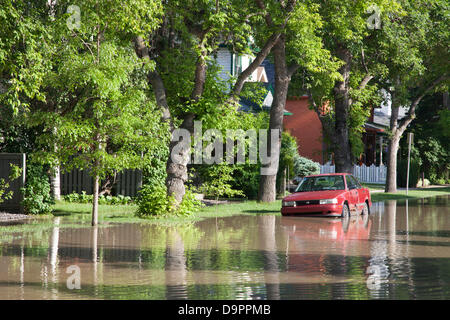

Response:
(295, 175), (345, 192)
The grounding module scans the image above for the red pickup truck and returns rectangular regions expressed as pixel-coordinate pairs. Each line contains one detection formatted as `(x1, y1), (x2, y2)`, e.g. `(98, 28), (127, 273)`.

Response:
(281, 173), (372, 218)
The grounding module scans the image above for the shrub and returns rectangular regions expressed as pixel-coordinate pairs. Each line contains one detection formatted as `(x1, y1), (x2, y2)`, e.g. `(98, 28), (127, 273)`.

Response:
(416, 178), (430, 188)
(135, 184), (170, 217)
(63, 191), (132, 205)
(293, 156), (320, 177)
(230, 163), (260, 199)
(21, 164), (54, 215)
(397, 159), (420, 188)
(195, 165), (245, 200)
(176, 188), (203, 216)
(277, 132), (300, 191)
(135, 184), (202, 218)
(0, 164), (22, 204)
(434, 178), (447, 185)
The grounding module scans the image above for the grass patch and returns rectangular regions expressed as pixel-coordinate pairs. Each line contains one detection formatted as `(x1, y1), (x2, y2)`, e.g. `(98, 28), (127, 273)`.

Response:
(371, 186), (450, 202)
(197, 200), (281, 218)
(49, 199), (282, 225)
(362, 183), (385, 191)
(51, 201), (144, 224)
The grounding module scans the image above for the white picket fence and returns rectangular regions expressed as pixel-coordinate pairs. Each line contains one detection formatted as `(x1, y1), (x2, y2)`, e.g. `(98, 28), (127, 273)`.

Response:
(320, 163), (386, 184)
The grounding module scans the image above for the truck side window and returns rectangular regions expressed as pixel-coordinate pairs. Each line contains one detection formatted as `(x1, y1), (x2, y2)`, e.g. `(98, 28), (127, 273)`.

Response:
(345, 176), (356, 190)
(350, 175), (362, 189)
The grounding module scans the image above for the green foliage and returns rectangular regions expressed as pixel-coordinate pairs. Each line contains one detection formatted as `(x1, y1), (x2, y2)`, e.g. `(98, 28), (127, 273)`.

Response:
(26, 2), (167, 209)
(141, 128), (170, 188)
(397, 159), (420, 188)
(135, 184), (171, 217)
(175, 187), (204, 216)
(277, 132), (300, 191)
(0, 164), (22, 204)
(0, 0), (52, 114)
(431, 177), (447, 185)
(136, 184), (202, 218)
(196, 111), (269, 200)
(196, 165), (245, 200)
(63, 192), (132, 205)
(230, 163), (261, 200)
(279, 132), (299, 178)
(438, 109), (450, 139)
(409, 93), (450, 184)
(293, 156), (321, 177)
(21, 164), (54, 215)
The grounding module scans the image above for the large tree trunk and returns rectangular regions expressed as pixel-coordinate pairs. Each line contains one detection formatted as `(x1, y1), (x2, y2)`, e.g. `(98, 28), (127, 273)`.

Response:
(385, 97), (401, 193)
(50, 117), (61, 201)
(165, 113), (195, 204)
(258, 37), (290, 202)
(165, 42), (206, 205)
(333, 45), (353, 173)
(50, 165), (61, 201)
(385, 133), (400, 193)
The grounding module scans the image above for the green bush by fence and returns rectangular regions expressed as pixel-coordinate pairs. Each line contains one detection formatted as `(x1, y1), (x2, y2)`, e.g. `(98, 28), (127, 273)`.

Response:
(397, 159), (420, 188)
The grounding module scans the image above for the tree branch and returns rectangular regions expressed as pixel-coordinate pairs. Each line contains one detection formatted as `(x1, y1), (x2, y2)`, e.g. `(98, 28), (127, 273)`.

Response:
(398, 73), (449, 133)
(231, 32), (281, 97)
(358, 74), (374, 90)
(287, 63), (300, 78)
(231, 0), (297, 98)
(255, 0), (274, 26)
(134, 36), (173, 130)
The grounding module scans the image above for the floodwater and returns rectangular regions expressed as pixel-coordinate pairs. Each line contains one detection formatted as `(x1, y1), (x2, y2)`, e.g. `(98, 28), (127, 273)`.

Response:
(0, 196), (449, 300)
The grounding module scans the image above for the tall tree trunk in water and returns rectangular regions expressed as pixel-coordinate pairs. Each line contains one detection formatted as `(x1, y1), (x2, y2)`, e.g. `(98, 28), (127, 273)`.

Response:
(385, 101), (401, 193)
(50, 115), (61, 200)
(50, 163), (61, 201)
(258, 36), (294, 202)
(385, 134), (401, 193)
(166, 113), (195, 204)
(333, 45), (353, 173)
(91, 173), (100, 226)
(91, 132), (101, 226)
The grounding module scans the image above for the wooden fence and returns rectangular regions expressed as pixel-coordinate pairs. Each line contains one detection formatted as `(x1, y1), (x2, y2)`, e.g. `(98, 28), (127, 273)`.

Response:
(0, 153), (26, 213)
(320, 163), (386, 184)
(61, 169), (143, 197)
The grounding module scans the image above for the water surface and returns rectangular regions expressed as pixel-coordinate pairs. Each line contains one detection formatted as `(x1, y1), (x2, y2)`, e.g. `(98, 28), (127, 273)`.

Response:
(0, 196), (449, 299)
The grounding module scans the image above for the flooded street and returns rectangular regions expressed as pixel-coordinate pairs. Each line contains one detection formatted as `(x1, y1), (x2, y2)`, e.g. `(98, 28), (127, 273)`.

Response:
(0, 196), (449, 300)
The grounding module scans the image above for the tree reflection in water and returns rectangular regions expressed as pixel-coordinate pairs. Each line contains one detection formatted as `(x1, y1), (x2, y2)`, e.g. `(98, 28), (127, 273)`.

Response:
(0, 196), (449, 299)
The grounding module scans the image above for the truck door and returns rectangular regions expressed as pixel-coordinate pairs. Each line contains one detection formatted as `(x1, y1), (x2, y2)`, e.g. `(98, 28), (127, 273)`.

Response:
(345, 175), (358, 212)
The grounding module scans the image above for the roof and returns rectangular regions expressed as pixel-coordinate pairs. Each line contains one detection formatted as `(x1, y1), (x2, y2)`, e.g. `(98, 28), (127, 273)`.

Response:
(306, 173), (351, 177)
(260, 59), (275, 87)
(373, 95), (409, 127)
(364, 122), (385, 133)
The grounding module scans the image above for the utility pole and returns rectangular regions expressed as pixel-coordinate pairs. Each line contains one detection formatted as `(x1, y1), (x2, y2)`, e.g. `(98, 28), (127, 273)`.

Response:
(406, 132), (413, 195)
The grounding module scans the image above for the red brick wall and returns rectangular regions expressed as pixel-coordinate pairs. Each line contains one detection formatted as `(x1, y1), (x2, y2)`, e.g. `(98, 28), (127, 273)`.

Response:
(283, 96), (325, 164)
